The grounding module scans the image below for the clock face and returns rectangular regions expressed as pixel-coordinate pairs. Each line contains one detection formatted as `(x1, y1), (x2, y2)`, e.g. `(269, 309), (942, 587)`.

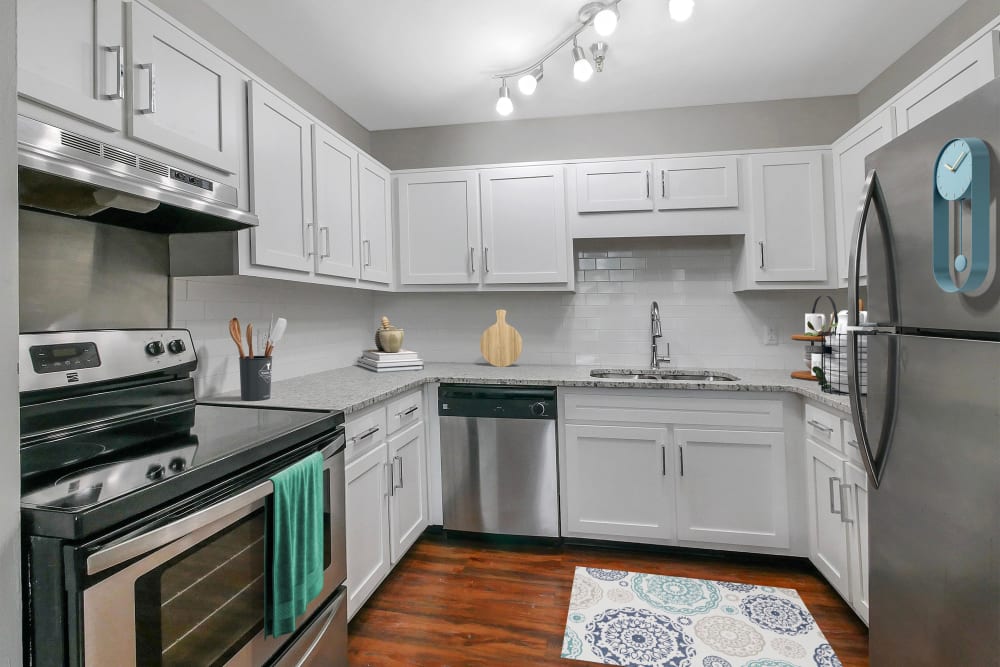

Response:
(936, 139), (974, 201)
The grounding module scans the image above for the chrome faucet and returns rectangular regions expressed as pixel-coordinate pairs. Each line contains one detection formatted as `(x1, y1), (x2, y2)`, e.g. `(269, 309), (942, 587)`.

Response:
(650, 301), (671, 369)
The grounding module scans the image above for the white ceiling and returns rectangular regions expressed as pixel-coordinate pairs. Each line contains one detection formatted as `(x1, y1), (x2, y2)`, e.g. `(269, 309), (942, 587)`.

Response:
(203, 0), (967, 130)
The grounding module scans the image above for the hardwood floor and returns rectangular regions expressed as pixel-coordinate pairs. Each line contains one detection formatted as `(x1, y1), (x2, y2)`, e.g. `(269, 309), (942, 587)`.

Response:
(348, 532), (869, 666)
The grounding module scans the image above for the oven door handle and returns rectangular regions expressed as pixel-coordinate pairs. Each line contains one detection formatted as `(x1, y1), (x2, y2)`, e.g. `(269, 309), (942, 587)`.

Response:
(86, 441), (342, 576)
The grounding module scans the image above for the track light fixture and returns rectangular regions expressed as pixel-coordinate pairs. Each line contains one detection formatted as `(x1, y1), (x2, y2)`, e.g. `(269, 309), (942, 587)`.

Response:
(591, 42), (609, 73)
(572, 39), (594, 82)
(592, 5), (619, 36)
(495, 80), (513, 116)
(518, 66), (543, 95)
(669, 0), (694, 22)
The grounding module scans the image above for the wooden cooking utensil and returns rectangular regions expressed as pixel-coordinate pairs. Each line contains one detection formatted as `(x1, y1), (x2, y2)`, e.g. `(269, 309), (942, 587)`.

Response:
(246, 323), (254, 358)
(480, 309), (523, 367)
(229, 318), (245, 358)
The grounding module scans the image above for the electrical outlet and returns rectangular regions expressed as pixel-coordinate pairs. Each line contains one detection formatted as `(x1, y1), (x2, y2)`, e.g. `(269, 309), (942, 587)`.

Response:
(764, 325), (779, 345)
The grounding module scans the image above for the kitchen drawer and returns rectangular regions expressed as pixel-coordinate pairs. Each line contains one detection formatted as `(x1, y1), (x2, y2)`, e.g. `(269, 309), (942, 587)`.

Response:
(841, 418), (864, 467)
(804, 404), (842, 453)
(345, 404), (388, 462)
(563, 391), (782, 429)
(386, 389), (423, 435)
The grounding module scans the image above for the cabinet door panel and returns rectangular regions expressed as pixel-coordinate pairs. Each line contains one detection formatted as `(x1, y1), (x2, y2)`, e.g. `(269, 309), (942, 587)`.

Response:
(675, 429), (789, 548)
(388, 422), (428, 563)
(480, 166), (568, 284)
(575, 161), (654, 212)
(396, 172), (480, 285)
(128, 2), (241, 173)
(345, 443), (390, 620)
(248, 82), (313, 273)
(359, 155), (392, 285)
(806, 440), (851, 600)
(655, 156), (739, 210)
(312, 126), (359, 279)
(563, 424), (673, 541)
(845, 462), (870, 624)
(17, 0), (124, 130)
(750, 151), (827, 282)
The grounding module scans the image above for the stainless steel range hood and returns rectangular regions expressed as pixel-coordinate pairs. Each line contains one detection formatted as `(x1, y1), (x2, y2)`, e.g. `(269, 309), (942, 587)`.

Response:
(17, 115), (258, 233)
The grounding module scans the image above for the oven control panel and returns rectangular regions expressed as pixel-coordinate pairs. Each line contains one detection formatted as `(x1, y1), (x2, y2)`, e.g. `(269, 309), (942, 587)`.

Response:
(19, 329), (198, 393)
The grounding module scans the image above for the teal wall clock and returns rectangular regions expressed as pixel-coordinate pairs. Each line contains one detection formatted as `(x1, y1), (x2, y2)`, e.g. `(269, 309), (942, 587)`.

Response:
(932, 137), (991, 293)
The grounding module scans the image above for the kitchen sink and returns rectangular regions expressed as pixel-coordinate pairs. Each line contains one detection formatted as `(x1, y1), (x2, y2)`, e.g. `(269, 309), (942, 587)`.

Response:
(590, 369), (739, 382)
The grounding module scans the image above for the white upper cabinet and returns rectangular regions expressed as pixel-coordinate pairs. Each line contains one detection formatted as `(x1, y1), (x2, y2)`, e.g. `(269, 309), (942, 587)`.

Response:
(248, 82), (313, 273)
(17, 0), (124, 131)
(358, 155), (393, 285)
(396, 171), (481, 285)
(312, 126), (359, 280)
(749, 151), (828, 282)
(127, 1), (242, 174)
(654, 155), (739, 210)
(479, 165), (568, 284)
(674, 428), (789, 549)
(575, 160), (654, 212)
(832, 109), (894, 285)
(894, 30), (1000, 134)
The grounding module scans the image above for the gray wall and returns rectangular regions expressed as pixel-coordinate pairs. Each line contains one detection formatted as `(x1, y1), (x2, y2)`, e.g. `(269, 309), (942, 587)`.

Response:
(2, 1), (22, 665)
(858, 0), (1000, 116)
(150, 0), (371, 152)
(369, 95), (859, 170)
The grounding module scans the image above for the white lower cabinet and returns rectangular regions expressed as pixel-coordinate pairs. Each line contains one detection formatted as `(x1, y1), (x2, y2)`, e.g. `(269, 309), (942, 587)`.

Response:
(387, 421), (429, 562)
(674, 428), (789, 548)
(805, 439), (851, 598)
(563, 424), (674, 541)
(844, 461), (870, 624)
(345, 442), (391, 620)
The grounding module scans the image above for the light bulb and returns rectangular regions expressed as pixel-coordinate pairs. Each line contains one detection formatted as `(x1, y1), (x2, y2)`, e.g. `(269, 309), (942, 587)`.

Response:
(669, 0), (694, 22)
(518, 66), (543, 95)
(495, 82), (513, 116)
(572, 44), (594, 82)
(593, 7), (619, 36)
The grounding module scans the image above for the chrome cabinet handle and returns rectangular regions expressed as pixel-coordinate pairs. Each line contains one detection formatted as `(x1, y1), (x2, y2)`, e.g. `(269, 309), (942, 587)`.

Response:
(839, 484), (854, 524)
(484, 247), (490, 273)
(362, 240), (371, 267)
(661, 171), (666, 199)
(101, 45), (124, 100)
(848, 169), (901, 490)
(395, 455), (404, 489)
(352, 425), (379, 443)
(759, 241), (765, 269)
(807, 419), (834, 434)
(470, 247), (476, 273)
(679, 446), (685, 477)
(847, 439), (859, 449)
(305, 223), (316, 257)
(829, 476), (842, 515)
(398, 405), (419, 417)
(320, 227), (331, 258)
(387, 460), (394, 497)
(661, 445), (666, 476)
(137, 62), (156, 114)
(645, 170), (650, 199)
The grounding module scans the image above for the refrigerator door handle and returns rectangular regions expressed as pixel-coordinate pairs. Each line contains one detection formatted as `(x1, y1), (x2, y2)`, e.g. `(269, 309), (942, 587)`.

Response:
(848, 169), (901, 490)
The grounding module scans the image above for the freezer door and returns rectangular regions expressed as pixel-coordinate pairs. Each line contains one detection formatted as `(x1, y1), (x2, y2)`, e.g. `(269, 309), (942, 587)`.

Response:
(866, 334), (1000, 666)
(865, 77), (1000, 334)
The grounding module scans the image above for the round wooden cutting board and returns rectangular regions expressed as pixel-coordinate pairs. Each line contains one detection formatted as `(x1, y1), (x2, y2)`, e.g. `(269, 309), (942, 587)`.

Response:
(480, 309), (523, 367)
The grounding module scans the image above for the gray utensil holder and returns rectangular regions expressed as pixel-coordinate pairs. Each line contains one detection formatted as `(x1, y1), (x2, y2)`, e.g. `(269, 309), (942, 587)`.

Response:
(240, 357), (272, 401)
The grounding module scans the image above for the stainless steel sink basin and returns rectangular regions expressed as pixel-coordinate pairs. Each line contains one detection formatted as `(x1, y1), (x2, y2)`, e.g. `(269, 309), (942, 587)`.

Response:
(590, 369), (739, 382)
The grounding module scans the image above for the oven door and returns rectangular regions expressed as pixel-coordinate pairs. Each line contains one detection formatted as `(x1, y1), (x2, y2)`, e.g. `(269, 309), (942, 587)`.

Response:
(78, 441), (345, 667)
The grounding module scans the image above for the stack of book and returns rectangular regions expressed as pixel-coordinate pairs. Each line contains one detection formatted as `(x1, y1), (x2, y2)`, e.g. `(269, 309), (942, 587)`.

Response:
(356, 349), (424, 372)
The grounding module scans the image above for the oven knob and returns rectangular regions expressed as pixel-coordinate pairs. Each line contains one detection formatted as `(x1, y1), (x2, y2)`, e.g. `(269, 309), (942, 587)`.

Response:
(146, 464), (165, 481)
(530, 401), (547, 417)
(167, 339), (187, 354)
(145, 341), (165, 356)
(168, 457), (186, 473)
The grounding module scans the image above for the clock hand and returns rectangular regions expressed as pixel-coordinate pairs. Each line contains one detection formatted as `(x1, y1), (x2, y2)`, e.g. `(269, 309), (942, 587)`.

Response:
(947, 150), (969, 171)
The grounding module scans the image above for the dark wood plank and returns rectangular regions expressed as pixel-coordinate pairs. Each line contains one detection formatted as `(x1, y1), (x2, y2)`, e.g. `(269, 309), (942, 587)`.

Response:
(348, 532), (869, 666)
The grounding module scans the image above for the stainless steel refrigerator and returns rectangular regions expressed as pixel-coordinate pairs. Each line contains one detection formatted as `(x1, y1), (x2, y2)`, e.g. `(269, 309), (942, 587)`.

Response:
(847, 78), (1000, 665)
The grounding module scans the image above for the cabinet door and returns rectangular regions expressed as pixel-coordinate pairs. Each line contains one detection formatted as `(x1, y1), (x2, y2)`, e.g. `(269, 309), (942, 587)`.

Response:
(248, 82), (313, 273)
(655, 155), (739, 210)
(750, 151), (828, 282)
(358, 155), (393, 285)
(17, 0), (124, 131)
(895, 31), (1000, 134)
(832, 110), (895, 283)
(806, 440), (851, 600)
(563, 424), (674, 542)
(128, 2), (241, 173)
(345, 443), (391, 620)
(479, 165), (568, 284)
(388, 422), (428, 563)
(312, 126), (359, 279)
(575, 160), (654, 212)
(396, 171), (480, 285)
(844, 462), (870, 624)
(674, 429), (789, 548)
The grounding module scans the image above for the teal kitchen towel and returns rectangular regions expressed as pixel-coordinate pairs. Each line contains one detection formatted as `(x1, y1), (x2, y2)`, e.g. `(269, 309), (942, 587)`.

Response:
(266, 451), (325, 637)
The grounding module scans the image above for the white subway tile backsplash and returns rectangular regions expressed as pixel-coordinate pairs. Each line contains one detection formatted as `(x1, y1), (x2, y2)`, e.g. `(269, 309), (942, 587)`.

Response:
(609, 269), (634, 282)
(584, 270), (610, 282)
(606, 250), (633, 258)
(595, 258), (620, 270)
(578, 258), (597, 270)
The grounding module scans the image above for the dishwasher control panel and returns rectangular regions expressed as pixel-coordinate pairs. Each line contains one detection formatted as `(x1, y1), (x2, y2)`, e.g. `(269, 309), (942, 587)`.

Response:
(438, 385), (557, 419)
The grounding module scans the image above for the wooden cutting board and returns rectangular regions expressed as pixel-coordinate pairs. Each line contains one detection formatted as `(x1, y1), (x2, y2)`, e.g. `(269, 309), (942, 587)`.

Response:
(480, 309), (523, 367)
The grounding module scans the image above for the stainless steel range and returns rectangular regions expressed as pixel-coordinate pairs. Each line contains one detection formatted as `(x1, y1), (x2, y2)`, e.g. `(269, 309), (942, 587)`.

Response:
(19, 329), (347, 667)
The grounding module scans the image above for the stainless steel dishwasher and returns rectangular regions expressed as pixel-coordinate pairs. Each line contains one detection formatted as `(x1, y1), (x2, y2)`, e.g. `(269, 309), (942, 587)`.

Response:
(438, 385), (559, 537)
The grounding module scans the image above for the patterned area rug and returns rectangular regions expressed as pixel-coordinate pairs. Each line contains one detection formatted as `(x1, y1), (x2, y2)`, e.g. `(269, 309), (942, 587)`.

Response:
(561, 567), (843, 667)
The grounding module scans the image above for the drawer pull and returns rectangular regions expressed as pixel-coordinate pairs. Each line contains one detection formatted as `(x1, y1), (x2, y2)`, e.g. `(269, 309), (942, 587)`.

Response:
(847, 439), (859, 449)
(399, 405), (419, 417)
(808, 419), (834, 434)
(353, 426), (380, 443)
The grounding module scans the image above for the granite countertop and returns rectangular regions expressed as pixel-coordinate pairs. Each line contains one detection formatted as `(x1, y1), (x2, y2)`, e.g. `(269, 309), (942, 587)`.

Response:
(209, 363), (852, 415)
